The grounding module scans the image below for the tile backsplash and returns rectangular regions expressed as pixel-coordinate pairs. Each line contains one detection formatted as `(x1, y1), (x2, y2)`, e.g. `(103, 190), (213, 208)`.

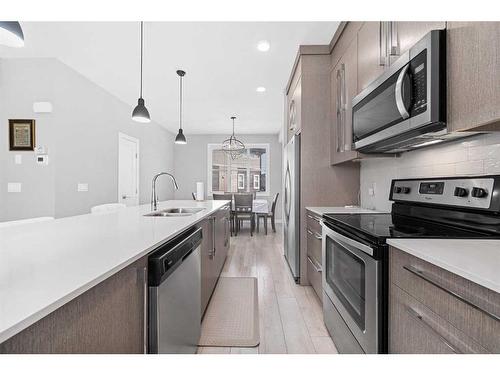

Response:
(360, 132), (500, 212)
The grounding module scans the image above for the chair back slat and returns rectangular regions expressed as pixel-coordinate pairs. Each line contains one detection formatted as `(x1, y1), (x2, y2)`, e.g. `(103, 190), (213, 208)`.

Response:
(271, 193), (279, 214)
(234, 193), (253, 212)
(213, 193), (233, 200)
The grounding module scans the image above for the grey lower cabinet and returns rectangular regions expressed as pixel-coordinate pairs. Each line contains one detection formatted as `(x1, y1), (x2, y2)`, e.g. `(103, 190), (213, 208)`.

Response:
(0, 257), (148, 354)
(306, 210), (323, 303)
(200, 204), (230, 316)
(389, 246), (500, 354)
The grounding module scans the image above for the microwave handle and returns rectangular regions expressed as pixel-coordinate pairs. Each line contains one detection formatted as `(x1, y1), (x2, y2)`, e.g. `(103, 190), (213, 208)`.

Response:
(395, 63), (410, 119)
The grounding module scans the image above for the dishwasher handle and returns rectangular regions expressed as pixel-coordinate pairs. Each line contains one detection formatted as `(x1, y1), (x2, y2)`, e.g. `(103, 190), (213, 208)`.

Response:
(148, 226), (203, 287)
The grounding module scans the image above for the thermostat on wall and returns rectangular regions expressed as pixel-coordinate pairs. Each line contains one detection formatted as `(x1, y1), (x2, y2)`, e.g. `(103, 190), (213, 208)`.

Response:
(36, 154), (49, 165)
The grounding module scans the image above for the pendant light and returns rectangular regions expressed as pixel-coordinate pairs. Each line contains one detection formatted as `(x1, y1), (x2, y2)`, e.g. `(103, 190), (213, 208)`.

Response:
(174, 70), (187, 144)
(222, 116), (245, 159)
(132, 21), (151, 123)
(0, 22), (24, 48)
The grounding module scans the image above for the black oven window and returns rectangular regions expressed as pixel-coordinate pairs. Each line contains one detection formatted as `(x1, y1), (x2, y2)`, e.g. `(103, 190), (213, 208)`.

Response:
(326, 237), (366, 330)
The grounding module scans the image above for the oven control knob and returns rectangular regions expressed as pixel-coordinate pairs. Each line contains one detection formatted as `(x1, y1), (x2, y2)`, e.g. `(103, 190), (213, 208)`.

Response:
(471, 187), (488, 198)
(393, 186), (402, 194)
(401, 187), (411, 194)
(454, 187), (469, 197)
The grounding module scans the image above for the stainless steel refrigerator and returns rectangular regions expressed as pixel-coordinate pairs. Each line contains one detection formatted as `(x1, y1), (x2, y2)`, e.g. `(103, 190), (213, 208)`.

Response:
(284, 134), (300, 282)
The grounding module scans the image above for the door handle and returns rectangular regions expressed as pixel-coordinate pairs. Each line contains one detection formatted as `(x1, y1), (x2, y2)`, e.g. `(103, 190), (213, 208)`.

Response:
(395, 63), (410, 119)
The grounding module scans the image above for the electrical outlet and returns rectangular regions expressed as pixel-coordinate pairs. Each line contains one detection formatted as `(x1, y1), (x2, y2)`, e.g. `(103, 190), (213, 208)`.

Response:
(77, 183), (89, 192)
(8, 183), (22, 193)
(368, 182), (376, 197)
(14, 154), (22, 164)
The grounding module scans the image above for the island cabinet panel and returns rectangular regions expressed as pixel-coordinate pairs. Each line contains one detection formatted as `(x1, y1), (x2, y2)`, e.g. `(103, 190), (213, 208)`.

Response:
(0, 257), (148, 354)
(389, 247), (500, 354)
(447, 22), (500, 132)
(200, 216), (217, 316)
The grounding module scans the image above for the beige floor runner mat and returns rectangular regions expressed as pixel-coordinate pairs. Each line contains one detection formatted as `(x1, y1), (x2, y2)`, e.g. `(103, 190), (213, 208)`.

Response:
(199, 277), (260, 347)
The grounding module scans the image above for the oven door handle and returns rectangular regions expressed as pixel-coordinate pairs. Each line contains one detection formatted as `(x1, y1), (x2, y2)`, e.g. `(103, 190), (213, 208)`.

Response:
(395, 63), (410, 120)
(321, 221), (374, 256)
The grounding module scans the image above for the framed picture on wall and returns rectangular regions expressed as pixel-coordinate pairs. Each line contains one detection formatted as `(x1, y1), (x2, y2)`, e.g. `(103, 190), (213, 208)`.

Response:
(9, 119), (36, 151)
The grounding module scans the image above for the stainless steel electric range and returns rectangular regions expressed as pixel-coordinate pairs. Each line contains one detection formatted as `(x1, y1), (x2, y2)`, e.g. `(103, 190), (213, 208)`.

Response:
(321, 175), (500, 354)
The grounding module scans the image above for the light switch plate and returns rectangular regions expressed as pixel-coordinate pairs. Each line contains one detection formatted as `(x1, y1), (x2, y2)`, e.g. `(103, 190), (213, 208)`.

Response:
(77, 183), (89, 192)
(8, 183), (22, 193)
(14, 154), (22, 164)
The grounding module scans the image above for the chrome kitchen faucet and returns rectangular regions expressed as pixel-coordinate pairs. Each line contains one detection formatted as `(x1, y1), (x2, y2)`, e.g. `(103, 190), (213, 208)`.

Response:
(151, 172), (179, 211)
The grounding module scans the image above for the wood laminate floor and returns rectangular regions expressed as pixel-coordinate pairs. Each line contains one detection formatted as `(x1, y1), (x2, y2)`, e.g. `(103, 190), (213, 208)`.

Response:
(198, 224), (338, 354)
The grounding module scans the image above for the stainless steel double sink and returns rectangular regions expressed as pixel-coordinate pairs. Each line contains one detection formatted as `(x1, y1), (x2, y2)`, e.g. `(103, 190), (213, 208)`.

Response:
(144, 207), (205, 217)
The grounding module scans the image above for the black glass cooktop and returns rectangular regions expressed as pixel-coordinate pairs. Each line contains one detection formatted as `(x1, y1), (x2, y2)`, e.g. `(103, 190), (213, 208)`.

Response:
(323, 213), (493, 244)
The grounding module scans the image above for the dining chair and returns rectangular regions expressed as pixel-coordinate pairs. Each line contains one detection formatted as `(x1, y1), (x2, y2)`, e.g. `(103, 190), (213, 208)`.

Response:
(256, 193), (279, 235)
(213, 193), (235, 235)
(234, 193), (254, 236)
(90, 203), (126, 214)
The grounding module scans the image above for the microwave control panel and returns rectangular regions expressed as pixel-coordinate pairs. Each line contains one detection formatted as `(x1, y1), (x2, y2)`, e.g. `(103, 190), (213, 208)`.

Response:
(409, 50), (427, 116)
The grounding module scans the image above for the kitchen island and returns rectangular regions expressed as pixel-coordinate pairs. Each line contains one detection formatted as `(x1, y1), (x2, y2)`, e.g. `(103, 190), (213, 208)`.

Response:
(0, 200), (229, 353)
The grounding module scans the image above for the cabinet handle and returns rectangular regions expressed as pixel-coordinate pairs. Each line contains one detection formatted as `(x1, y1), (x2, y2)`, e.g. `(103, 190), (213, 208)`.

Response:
(212, 217), (216, 258)
(379, 22), (387, 66)
(336, 68), (342, 152)
(308, 256), (322, 273)
(403, 265), (500, 322)
(307, 229), (322, 240)
(389, 21), (399, 56)
(340, 63), (347, 151)
(307, 214), (321, 223)
(406, 306), (462, 354)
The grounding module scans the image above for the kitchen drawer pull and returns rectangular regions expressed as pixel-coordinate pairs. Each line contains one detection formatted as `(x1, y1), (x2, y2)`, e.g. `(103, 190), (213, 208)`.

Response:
(307, 256), (322, 273)
(307, 214), (321, 223)
(403, 265), (500, 322)
(406, 306), (462, 354)
(307, 229), (322, 240)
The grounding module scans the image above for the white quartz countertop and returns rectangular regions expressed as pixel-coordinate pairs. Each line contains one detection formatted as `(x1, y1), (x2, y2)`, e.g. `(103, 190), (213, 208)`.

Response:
(0, 199), (229, 344)
(306, 206), (383, 216)
(387, 238), (500, 294)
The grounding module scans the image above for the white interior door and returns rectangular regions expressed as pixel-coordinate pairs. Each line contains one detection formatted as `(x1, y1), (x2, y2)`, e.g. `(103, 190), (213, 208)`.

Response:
(118, 133), (139, 206)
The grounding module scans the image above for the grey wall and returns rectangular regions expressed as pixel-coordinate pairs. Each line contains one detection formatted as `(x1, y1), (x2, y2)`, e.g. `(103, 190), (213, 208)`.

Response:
(0, 58), (175, 221)
(173, 134), (283, 219)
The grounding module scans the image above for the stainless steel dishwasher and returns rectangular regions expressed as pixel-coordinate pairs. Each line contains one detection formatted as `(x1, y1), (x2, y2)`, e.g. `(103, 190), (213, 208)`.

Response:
(148, 227), (202, 354)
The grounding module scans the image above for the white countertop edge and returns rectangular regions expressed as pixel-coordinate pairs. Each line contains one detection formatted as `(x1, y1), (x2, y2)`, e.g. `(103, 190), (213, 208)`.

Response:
(0, 200), (229, 344)
(387, 239), (500, 294)
(306, 206), (383, 216)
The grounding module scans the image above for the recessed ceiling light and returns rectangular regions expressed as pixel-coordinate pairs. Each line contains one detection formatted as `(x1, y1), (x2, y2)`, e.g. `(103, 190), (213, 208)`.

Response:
(257, 40), (270, 52)
(256, 87), (266, 93)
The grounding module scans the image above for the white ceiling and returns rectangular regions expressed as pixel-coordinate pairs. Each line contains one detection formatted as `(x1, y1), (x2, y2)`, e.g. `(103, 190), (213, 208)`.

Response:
(0, 22), (339, 134)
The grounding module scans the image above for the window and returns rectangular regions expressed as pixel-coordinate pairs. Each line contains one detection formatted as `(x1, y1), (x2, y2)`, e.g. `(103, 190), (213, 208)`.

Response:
(208, 143), (270, 196)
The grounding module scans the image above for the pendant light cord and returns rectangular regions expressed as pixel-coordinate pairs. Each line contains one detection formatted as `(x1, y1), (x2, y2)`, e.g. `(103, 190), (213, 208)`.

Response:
(140, 21), (144, 99)
(179, 74), (183, 130)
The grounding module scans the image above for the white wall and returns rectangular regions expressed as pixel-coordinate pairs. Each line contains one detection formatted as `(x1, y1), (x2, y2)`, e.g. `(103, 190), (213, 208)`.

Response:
(173, 134), (283, 219)
(360, 133), (500, 212)
(0, 58), (175, 221)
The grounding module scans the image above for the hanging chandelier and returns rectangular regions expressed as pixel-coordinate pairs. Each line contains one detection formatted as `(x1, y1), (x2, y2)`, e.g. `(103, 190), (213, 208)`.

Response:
(222, 116), (245, 159)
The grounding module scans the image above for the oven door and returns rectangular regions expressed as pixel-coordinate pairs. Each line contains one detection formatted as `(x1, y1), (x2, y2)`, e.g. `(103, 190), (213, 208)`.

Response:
(321, 221), (379, 353)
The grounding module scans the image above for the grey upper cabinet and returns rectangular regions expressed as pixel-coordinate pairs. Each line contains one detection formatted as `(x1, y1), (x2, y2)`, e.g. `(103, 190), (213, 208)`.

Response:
(330, 37), (359, 165)
(393, 21), (446, 59)
(357, 22), (385, 94)
(447, 22), (500, 132)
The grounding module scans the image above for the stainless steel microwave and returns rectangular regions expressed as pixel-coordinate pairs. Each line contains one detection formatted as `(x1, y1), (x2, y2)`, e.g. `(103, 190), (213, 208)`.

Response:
(352, 30), (450, 153)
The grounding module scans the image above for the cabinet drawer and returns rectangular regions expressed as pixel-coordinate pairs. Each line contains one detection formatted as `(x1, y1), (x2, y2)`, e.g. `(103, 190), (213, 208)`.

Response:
(307, 256), (323, 303)
(390, 247), (500, 353)
(306, 212), (322, 234)
(390, 283), (489, 354)
(306, 226), (322, 265)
